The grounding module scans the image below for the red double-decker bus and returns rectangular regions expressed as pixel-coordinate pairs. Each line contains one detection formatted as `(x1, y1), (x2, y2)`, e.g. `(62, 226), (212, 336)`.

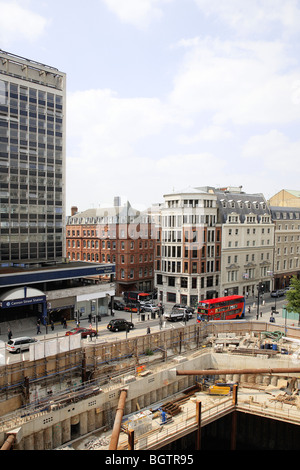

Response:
(123, 291), (152, 312)
(197, 295), (245, 322)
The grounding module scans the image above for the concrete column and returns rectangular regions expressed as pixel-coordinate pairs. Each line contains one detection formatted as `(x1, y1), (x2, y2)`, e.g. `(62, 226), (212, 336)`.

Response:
(62, 418), (71, 444)
(178, 378), (185, 392)
(44, 427), (53, 450)
(124, 400), (131, 416)
(263, 375), (271, 386)
(150, 390), (157, 404)
(143, 392), (149, 407)
(271, 376), (278, 386)
(52, 422), (62, 448)
(95, 409), (103, 429)
(138, 394), (145, 409)
(34, 430), (44, 450)
(87, 409), (95, 432)
(248, 374), (256, 384)
(188, 375), (194, 387)
(173, 381), (179, 394)
(80, 411), (88, 435)
(131, 398), (139, 413)
(241, 374), (248, 383)
(13, 439), (24, 450)
(24, 434), (34, 450)
(256, 374), (263, 384)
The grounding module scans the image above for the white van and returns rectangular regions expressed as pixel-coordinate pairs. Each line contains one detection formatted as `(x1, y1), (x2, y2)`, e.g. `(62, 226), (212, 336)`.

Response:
(6, 337), (37, 353)
(164, 308), (193, 322)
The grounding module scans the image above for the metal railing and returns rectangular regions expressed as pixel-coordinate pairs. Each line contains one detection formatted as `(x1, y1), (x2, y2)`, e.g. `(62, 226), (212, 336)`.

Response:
(120, 397), (234, 450)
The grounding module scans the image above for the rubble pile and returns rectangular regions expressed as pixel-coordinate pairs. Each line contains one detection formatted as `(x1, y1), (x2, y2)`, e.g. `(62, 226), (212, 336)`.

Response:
(84, 436), (110, 450)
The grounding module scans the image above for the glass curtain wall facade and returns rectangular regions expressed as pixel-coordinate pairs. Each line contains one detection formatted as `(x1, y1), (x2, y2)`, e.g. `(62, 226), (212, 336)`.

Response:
(0, 50), (66, 264)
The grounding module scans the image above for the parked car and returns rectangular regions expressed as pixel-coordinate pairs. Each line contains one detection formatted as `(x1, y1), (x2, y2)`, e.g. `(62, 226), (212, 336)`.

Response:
(172, 304), (195, 314)
(6, 337), (37, 353)
(107, 319), (134, 332)
(108, 300), (125, 311)
(141, 302), (160, 313)
(270, 289), (285, 298)
(65, 327), (97, 338)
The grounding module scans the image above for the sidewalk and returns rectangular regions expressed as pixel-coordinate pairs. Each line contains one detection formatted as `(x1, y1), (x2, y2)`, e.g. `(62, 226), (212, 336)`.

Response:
(0, 298), (298, 344)
(0, 307), (158, 343)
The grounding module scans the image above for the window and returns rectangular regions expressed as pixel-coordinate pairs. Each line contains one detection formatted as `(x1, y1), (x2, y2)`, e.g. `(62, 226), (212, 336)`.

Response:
(181, 277), (188, 288)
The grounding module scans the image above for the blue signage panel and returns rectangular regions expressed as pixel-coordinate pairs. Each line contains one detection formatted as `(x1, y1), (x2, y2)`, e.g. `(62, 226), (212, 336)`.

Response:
(1, 295), (46, 308)
(0, 295), (46, 308)
(0, 263), (116, 288)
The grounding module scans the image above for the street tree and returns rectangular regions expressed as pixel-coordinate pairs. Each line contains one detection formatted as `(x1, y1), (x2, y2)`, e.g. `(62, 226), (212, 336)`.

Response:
(285, 276), (300, 326)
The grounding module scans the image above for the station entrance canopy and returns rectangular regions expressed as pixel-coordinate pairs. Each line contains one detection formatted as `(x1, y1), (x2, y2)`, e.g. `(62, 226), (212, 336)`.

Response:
(0, 262), (115, 324)
(0, 286), (46, 309)
(0, 262), (115, 288)
(0, 286), (47, 324)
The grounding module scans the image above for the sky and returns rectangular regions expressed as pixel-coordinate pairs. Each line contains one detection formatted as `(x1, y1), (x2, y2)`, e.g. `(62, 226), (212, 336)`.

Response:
(1, 0), (300, 213)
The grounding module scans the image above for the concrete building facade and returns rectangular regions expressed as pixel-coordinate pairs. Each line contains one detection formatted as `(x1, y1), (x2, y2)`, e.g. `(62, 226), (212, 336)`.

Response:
(0, 49), (66, 264)
(155, 187), (221, 307)
(270, 206), (300, 290)
(154, 186), (276, 307)
(0, 50), (115, 327)
(213, 186), (274, 297)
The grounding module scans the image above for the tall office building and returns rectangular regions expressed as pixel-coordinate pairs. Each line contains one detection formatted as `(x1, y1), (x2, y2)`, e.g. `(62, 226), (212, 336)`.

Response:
(0, 50), (66, 265)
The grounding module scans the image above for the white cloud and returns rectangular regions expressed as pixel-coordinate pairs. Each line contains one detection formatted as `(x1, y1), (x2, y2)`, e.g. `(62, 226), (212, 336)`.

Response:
(169, 38), (300, 126)
(67, 88), (185, 160)
(66, 148), (227, 211)
(66, 87), (189, 209)
(193, 0), (300, 37)
(0, 1), (48, 46)
(242, 130), (300, 172)
(178, 125), (233, 144)
(101, 0), (173, 29)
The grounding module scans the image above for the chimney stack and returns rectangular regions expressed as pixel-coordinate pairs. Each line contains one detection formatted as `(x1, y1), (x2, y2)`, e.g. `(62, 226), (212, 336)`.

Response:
(71, 206), (78, 216)
(114, 196), (121, 207)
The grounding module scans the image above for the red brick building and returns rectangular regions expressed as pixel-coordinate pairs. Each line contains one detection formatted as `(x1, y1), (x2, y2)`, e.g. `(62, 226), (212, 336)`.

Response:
(66, 201), (155, 296)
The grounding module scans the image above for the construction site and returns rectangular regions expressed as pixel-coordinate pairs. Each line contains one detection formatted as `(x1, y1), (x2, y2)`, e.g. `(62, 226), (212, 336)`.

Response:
(0, 319), (300, 451)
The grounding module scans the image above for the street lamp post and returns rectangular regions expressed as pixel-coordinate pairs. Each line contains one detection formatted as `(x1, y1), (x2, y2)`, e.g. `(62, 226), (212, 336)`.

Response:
(256, 282), (263, 319)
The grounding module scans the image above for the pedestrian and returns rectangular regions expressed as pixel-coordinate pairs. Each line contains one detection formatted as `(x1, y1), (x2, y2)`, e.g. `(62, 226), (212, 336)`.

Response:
(36, 322), (41, 334)
(51, 320), (54, 331)
(63, 317), (67, 329)
(147, 326), (151, 335)
(7, 328), (12, 341)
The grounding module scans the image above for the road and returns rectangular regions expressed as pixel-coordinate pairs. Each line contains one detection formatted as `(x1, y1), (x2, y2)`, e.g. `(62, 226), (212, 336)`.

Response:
(0, 294), (296, 363)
